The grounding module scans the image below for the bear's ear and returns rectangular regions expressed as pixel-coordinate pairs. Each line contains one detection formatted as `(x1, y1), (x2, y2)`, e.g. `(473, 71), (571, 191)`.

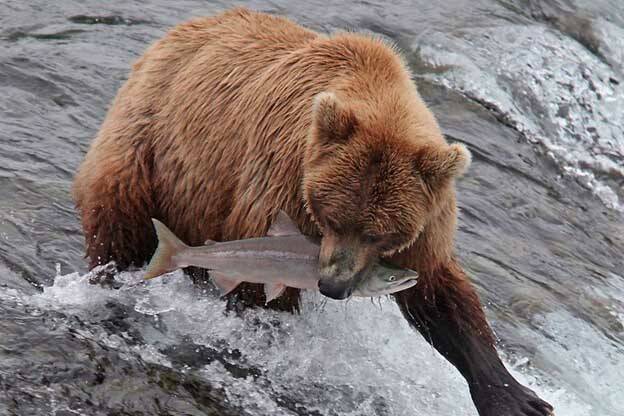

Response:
(413, 143), (472, 184)
(311, 92), (358, 146)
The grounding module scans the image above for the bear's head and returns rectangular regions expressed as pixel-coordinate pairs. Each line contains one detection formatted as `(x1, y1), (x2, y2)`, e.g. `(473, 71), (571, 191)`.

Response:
(303, 92), (471, 299)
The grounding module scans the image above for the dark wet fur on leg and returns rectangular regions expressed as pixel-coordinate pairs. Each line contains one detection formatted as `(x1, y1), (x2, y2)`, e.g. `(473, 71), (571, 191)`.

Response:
(225, 283), (301, 314)
(184, 266), (301, 314)
(394, 260), (554, 416)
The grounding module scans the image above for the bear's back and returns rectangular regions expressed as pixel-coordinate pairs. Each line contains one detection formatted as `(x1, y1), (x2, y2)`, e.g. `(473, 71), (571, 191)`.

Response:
(76, 9), (323, 242)
(74, 7), (432, 255)
(133, 8), (319, 93)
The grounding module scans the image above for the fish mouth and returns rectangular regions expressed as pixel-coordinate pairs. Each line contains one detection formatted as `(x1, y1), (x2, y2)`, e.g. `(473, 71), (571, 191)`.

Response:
(395, 278), (418, 292)
(352, 276), (419, 298)
(379, 279), (418, 296)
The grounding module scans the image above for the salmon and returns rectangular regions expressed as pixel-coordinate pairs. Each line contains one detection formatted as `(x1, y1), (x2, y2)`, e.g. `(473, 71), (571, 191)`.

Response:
(144, 211), (418, 302)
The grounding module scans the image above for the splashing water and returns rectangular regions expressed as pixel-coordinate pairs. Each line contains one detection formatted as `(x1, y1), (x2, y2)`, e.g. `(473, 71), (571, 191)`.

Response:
(417, 23), (624, 211)
(0, 265), (607, 415)
(1, 1), (623, 415)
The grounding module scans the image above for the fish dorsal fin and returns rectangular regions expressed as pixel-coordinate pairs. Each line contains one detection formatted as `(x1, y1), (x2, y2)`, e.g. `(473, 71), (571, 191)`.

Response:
(264, 283), (286, 304)
(267, 210), (300, 237)
(203, 238), (216, 245)
(211, 273), (241, 296)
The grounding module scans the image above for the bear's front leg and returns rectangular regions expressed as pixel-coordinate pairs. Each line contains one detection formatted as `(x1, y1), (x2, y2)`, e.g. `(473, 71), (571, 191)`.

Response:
(393, 259), (554, 416)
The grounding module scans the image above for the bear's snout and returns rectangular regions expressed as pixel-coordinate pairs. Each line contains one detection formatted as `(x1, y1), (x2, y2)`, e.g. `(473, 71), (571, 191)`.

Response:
(318, 235), (373, 300)
(318, 248), (370, 300)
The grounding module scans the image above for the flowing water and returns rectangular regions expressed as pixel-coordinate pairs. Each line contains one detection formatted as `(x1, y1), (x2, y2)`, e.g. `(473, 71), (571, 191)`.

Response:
(1, 1), (623, 415)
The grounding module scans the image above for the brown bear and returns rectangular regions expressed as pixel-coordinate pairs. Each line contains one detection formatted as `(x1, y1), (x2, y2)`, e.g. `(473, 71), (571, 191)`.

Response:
(72, 7), (553, 416)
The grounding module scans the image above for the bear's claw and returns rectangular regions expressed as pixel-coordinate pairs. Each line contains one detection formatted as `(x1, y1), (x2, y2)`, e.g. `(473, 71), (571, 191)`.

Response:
(472, 380), (554, 416)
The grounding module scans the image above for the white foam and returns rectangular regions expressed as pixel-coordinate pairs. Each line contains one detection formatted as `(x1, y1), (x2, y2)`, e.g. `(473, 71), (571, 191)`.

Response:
(6, 267), (610, 415)
(417, 24), (624, 212)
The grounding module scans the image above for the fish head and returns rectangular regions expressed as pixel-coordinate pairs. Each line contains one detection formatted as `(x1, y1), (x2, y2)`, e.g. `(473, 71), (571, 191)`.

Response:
(353, 261), (418, 297)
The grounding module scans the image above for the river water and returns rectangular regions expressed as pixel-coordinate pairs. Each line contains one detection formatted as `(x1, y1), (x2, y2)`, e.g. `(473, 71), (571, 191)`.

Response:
(1, 1), (623, 415)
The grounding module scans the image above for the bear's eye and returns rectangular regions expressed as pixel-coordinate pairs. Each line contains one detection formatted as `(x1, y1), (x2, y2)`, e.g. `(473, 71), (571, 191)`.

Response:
(379, 233), (408, 251)
(363, 234), (382, 244)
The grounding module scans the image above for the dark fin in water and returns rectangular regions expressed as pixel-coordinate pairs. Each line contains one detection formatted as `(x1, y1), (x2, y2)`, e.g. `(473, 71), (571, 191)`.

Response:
(211, 272), (242, 296)
(267, 210), (300, 237)
(264, 283), (286, 303)
(144, 219), (189, 280)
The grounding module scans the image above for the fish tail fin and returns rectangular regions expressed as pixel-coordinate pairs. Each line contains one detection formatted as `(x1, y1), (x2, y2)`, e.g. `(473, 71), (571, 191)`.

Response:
(144, 218), (188, 280)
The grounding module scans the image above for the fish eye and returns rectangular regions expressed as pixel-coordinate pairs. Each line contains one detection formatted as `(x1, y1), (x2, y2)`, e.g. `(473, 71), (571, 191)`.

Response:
(387, 275), (396, 282)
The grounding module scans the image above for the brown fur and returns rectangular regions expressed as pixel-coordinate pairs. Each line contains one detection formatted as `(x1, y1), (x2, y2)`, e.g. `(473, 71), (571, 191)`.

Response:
(73, 8), (552, 415)
(74, 7), (469, 306)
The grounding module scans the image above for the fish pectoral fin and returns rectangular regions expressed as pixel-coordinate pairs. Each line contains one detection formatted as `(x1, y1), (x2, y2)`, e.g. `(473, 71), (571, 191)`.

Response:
(264, 283), (287, 304)
(211, 273), (241, 297)
(266, 210), (301, 237)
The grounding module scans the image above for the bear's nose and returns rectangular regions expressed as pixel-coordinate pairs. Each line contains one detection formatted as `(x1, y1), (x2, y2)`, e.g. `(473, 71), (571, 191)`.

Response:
(319, 248), (354, 277)
(318, 278), (353, 300)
